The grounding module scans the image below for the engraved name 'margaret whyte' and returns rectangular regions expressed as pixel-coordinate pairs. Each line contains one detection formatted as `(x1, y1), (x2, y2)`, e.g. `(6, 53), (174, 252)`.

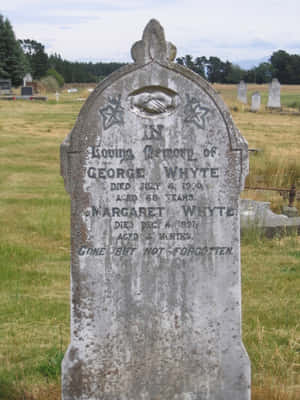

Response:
(85, 205), (236, 218)
(86, 166), (220, 179)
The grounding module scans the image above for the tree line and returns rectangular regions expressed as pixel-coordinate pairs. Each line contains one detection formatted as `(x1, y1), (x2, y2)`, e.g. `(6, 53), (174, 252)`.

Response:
(176, 52), (300, 84)
(1, 13), (300, 86)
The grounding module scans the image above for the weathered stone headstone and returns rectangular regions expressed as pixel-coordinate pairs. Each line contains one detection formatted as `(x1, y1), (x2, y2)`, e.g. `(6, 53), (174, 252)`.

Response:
(237, 80), (247, 104)
(21, 86), (33, 96)
(267, 78), (281, 108)
(61, 19), (250, 400)
(0, 79), (12, 95)
(251, 91), (261, 112)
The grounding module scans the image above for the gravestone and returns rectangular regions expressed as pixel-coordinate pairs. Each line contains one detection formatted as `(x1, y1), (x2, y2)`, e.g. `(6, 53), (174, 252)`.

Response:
(61, 19), (250, 400)
(0, 79), (12, 95)
(237, 80), (247, 104)
(267, 78), (281, 108)
(251, 92), (261, 112)
(21, 86), (33, 96)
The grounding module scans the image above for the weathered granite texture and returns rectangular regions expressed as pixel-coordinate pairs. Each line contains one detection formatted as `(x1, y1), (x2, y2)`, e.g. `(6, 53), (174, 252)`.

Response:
(267, 78), (281, 108)
(237, 80), (247, 104)
(251, 92), (261, 112)
(61, 19), (251, 400)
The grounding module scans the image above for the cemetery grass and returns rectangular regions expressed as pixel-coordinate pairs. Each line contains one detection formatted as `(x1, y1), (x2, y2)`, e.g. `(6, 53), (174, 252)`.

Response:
(0, 87), (299, 399)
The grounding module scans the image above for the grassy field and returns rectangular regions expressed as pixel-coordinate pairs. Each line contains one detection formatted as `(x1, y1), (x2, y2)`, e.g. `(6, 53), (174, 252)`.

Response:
(0, 84), (299, 399)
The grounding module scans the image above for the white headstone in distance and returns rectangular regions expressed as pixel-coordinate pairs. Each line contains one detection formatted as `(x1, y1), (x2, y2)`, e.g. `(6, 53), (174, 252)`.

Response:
(60, 19), (251, 400)
(267, 78), (281, 108)
(251, 92), (261, 112)
(23, 73), (33, 86)
(237, 80), (247, 104)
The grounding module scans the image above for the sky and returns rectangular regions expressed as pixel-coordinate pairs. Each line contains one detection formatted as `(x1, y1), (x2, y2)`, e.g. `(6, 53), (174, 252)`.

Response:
(2, 0), (300, 68)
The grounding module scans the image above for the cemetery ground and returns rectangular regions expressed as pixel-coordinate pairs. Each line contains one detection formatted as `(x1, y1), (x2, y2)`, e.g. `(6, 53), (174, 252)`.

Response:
(0, 84), (299, 400)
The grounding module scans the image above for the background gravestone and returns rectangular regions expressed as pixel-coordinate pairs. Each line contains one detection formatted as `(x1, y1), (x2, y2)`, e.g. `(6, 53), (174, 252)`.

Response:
(0, 79), (12, 95)
(61, 19), (250, 400)
(251, 92), (261, 112)
(23, 72), (33, 86)
(237, 80), (247, 104)
(267, 78), (281, 108)
(21, 86), (33, 96)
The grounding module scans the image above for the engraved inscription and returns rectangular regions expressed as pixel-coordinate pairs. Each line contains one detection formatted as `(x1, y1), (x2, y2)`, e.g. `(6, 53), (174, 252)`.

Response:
(82, 140), (235, 256)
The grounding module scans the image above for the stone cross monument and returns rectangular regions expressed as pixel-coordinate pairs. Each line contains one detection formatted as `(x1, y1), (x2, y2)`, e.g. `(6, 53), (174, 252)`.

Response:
(61, 19), (251, 400)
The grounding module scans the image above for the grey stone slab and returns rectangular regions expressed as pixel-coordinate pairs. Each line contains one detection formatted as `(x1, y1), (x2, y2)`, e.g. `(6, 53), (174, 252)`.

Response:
(61, 19), (251, 400)
(237, 80), (247, 104)
(267, 78), (281, 108)
(251, 92), (261, 112)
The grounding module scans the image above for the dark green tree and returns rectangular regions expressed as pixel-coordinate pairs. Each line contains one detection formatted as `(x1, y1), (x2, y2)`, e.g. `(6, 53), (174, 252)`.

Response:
(250, 62), (273, 83)
(206, 57), (227, 83)
(176, 55), (206, 78)
(19, 39), (49, 79)
(0, 14), (27, 85)
(46, 68), (64, 87)
(224, 64), (245, 83)
(270, 50), (292, 83)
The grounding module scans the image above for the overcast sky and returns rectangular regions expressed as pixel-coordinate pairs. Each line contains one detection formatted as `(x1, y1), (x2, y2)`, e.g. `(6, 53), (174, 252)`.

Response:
(2, 0), (300, 67)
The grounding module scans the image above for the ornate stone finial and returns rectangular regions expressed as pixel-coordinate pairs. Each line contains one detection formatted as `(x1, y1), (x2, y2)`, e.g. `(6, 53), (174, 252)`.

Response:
(131, 19), (177, 64)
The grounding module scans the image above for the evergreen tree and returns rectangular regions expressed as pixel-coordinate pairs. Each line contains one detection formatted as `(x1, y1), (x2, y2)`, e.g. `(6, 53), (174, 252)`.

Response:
(270, 50), (300, 84)
(0, 14), (26, 85)
(19, 39), (49, 79)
